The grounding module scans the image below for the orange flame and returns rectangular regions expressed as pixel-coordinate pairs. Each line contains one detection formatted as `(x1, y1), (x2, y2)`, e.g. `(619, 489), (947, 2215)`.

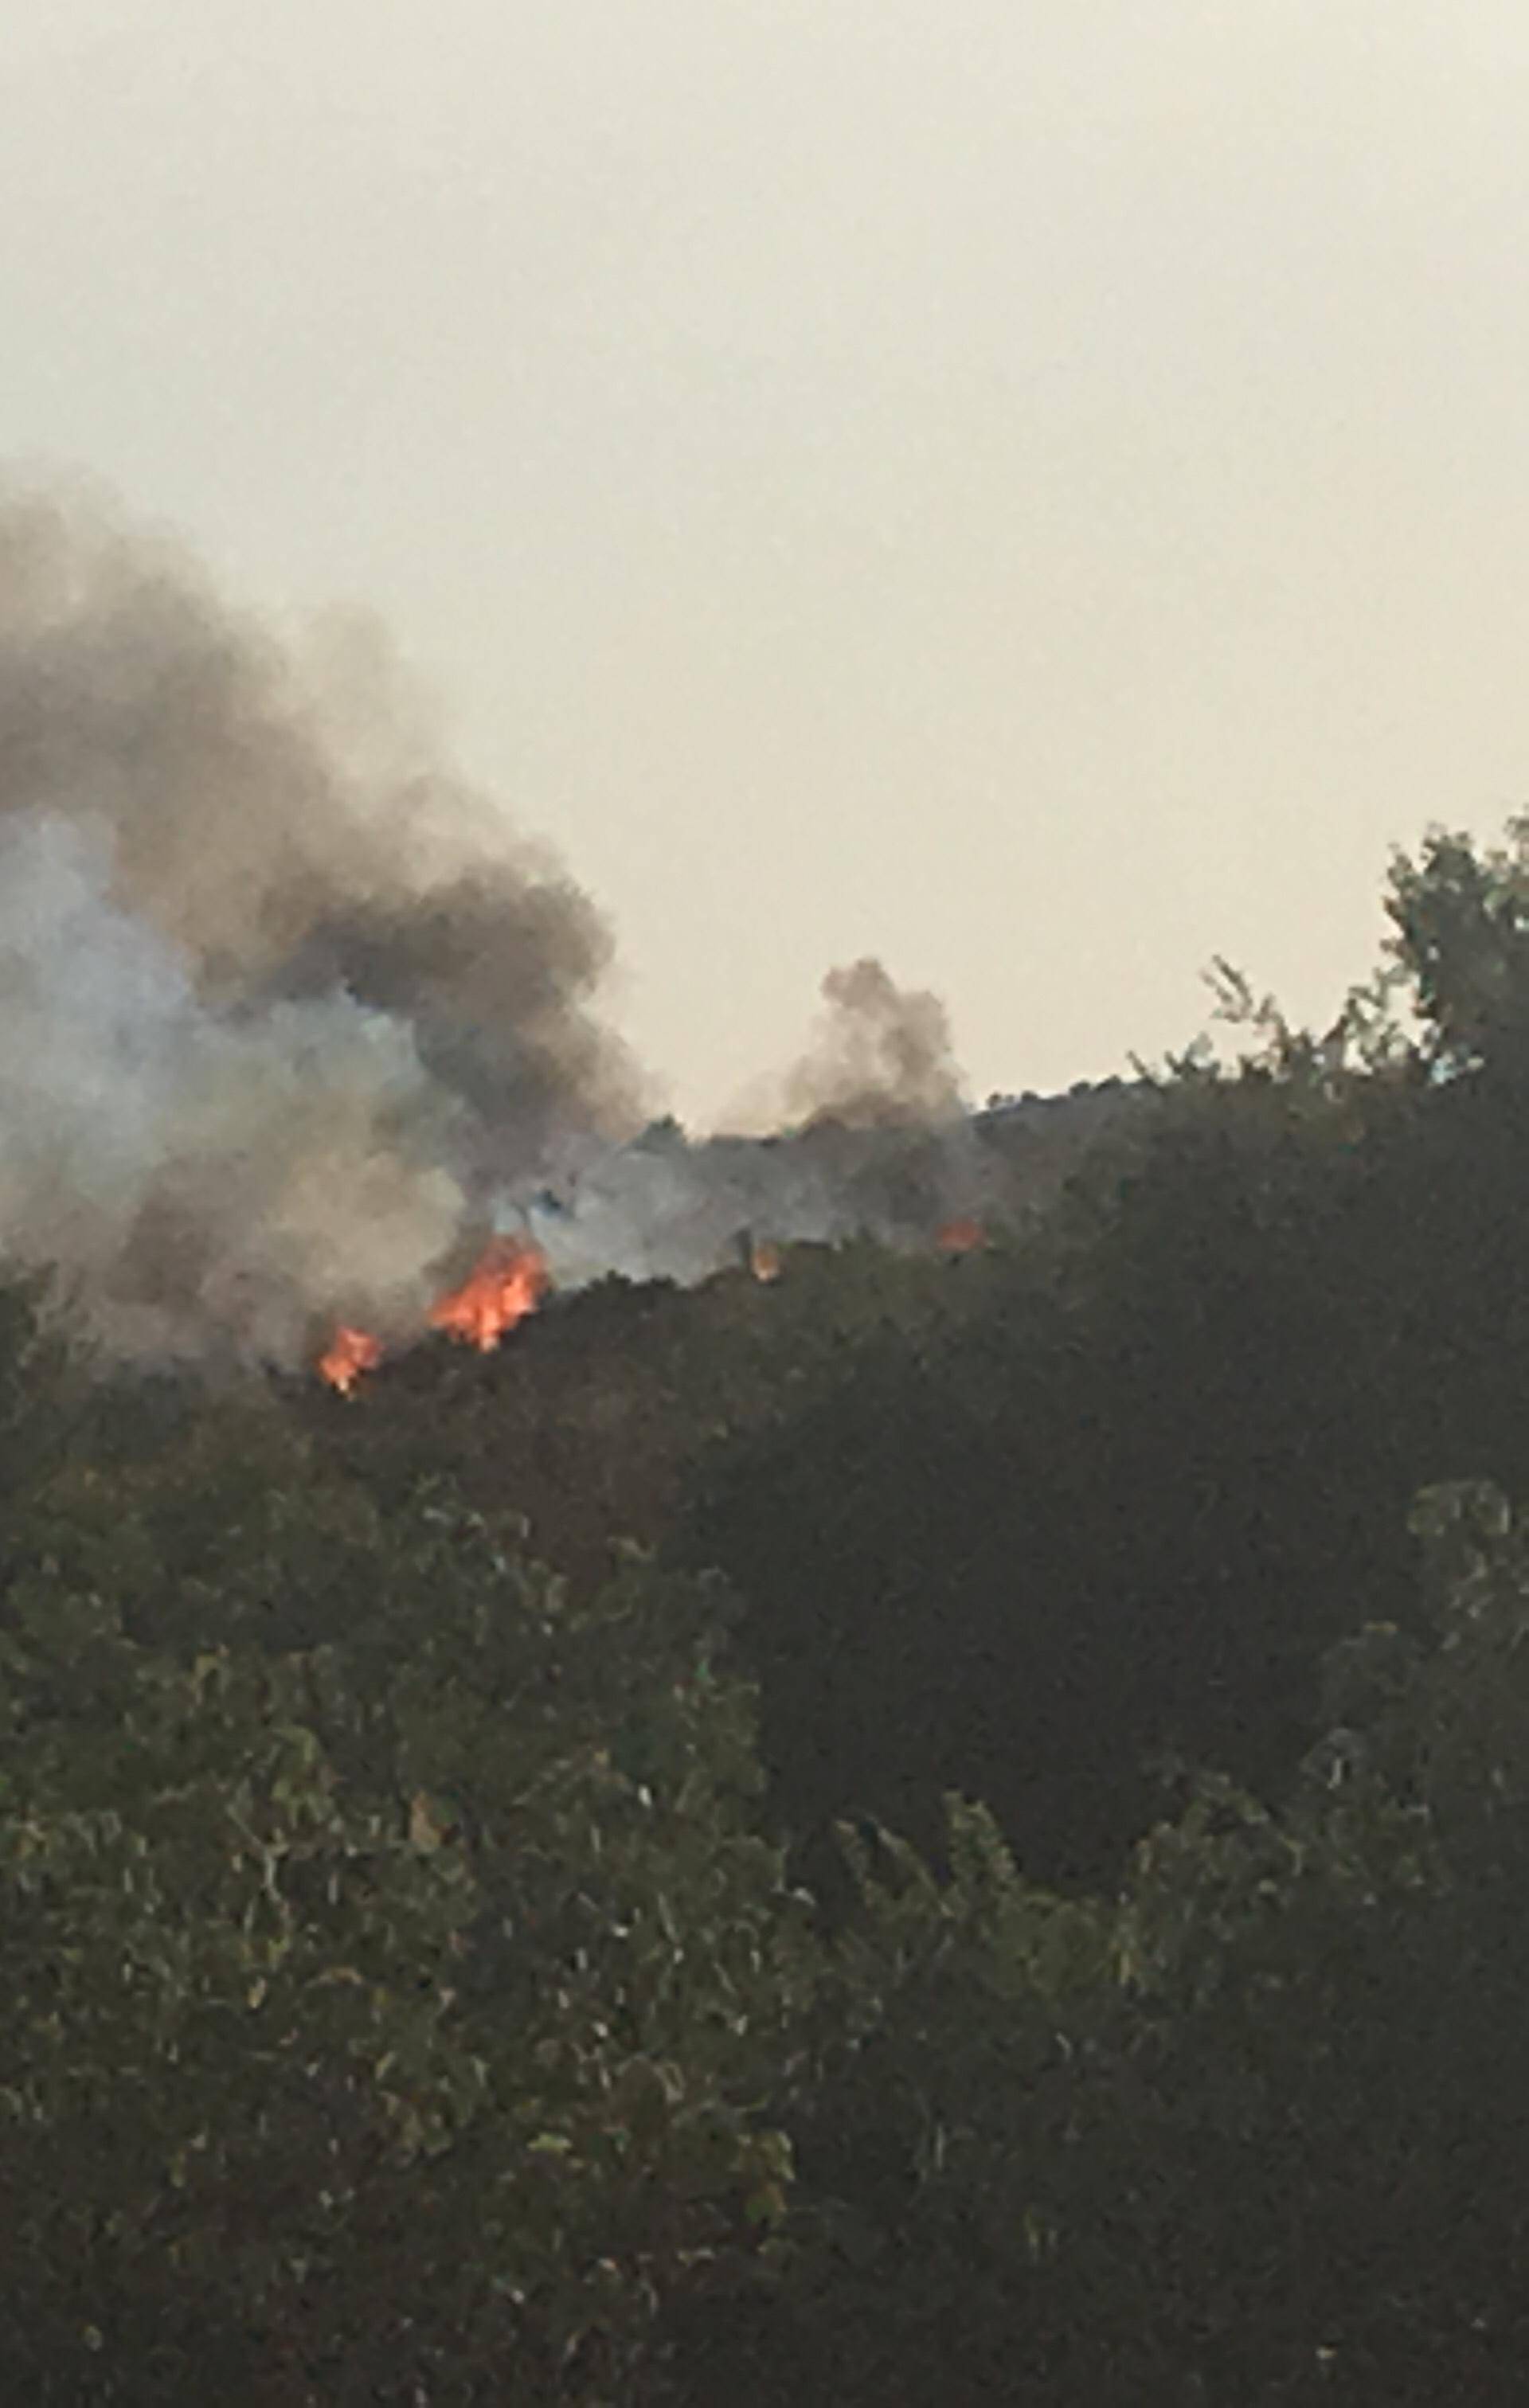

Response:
(317, 1323), (383, 1397)
(317, 1235), (549, 1393)
(937, 1217), (985, 1253)
(428, 1235), (549, 1352)
(749, 1239), (783, 1284)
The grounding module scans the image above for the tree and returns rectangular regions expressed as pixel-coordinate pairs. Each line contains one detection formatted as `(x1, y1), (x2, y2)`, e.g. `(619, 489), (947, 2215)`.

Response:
(673, 822), (1529, 1885)
(0, 1460), (819, 2404)
(694, 1480), (1529, 2406)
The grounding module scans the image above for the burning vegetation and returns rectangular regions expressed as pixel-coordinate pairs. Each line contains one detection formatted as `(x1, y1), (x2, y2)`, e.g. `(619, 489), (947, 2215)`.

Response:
(315, 1210), (1002, 1394)
(316, 1323), (384, 1398)
(428, 1236), (549, 1352)
(319, 1236), (550, 1394)
(936, 1216), (986, 1253)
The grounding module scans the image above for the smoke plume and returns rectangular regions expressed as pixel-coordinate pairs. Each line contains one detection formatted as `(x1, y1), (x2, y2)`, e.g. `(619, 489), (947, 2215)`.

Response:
(0, 481), (640, 1365)
(784, 956), (965, 1129)
(0, 478), (1136, 1370)
(506, 962), (986, 1291)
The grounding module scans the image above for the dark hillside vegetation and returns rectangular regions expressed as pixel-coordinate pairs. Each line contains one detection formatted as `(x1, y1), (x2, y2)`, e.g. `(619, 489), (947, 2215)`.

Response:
(9, 821), (1529, 2398)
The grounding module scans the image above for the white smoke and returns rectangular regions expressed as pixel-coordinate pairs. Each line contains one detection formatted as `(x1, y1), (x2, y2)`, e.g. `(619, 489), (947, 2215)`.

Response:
(0, 815), (467, 1364)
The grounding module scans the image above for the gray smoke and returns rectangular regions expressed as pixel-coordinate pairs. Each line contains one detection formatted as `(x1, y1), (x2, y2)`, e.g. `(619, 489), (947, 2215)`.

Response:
(0, 481), (640, 1365)
(507, 963), (1155, 1292)
(497, 959), (972, 1288)
(785, 956), (965, 1129)
(0, 479), (1134, 1369)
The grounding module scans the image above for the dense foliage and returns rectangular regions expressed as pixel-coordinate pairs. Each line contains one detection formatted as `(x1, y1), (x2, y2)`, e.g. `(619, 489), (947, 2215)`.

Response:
(10, 819), (1529, 2397)
(0, 1426), (817, 2403)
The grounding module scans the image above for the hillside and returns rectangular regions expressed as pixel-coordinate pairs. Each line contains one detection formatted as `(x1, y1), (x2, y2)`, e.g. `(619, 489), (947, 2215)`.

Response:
(9, 824), (1529, 2399)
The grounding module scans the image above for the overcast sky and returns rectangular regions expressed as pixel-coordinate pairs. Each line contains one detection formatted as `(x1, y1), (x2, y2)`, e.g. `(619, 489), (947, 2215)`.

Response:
(3, 2), (1527, 1123)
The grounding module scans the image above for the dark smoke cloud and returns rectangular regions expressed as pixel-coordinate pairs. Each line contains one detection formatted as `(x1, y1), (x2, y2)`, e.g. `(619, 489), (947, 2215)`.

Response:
(0, 480), (641, 1365)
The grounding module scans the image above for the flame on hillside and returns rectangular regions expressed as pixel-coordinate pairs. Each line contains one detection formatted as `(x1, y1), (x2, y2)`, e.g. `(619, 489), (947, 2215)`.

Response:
(317, 1324), (384, 1397)
(317, 1210), (990, 1397)
(317, 1236), (549, 1394)
(937, 1217), (985, 1253)
(428, 1234), (549, 1351)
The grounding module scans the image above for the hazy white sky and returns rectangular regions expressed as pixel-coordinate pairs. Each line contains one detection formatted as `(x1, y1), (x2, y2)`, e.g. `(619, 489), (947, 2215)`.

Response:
(3, 1), (1527, 1122)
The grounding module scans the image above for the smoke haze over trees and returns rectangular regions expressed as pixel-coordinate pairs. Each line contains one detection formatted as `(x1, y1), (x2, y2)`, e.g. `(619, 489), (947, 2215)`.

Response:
(0, 483), (1063, 1370)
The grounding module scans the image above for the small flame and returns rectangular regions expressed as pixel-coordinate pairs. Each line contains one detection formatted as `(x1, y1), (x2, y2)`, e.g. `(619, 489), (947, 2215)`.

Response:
(937, 1217), (985, 1253)
(317, 1236), (549, 1393)
(428, 1235), (549, 1351)
(749, 1239), (783, 1284)
(317, 1323), (383, 1396)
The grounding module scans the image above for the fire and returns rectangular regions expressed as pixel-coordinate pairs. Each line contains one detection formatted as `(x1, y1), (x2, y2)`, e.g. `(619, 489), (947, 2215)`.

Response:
(317, 1323), (383, 1396)
(317, 1235), (549, 1393)
(937, 1217), (986, 1253)
(428, 1234), (549, 1351)
(749, 1239), (783, 1284)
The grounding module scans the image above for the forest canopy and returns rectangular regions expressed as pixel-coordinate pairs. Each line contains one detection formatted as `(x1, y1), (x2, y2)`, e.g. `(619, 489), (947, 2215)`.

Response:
(8, 821), (1529, 2401)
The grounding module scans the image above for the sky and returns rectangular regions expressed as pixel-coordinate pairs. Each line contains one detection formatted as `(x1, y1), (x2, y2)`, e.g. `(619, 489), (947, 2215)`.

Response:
(2, 0), (1527, 1126)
